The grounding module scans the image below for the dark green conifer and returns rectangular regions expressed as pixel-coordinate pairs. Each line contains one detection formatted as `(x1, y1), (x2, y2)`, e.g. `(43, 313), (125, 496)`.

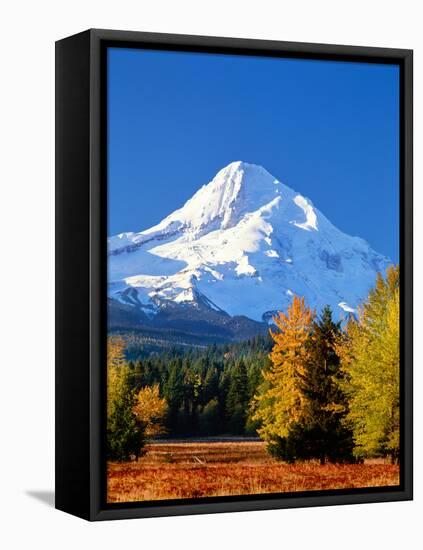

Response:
(292, 306), (354, 463)
(107, 365), (145, 461)
(226, 358), (249, 434)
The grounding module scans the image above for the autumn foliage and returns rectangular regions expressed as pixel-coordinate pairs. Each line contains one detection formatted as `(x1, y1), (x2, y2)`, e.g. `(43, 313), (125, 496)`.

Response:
(253, 296), (314, 441)
(336, 265), (400, 462)
(252, 266), (400, 465)
(133, 385), (168, 438)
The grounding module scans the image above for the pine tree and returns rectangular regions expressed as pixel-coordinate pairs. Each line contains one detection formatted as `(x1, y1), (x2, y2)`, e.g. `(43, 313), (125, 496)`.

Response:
(107, 337), (145, 461)
(226, 358), (249, 434)
(198, 398), (220, 435)
(202, 363), (219, 406)
(217, 365), (231, 431)
(253, 296), (314, 455)
(132, 359), (143, 390)
(163, 358), (185, 433)
(337, 265), (400, 462)
(292, 306), (354, 463)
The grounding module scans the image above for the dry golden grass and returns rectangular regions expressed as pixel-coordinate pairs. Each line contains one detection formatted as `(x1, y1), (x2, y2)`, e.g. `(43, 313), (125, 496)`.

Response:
(107, 441), (399, 503)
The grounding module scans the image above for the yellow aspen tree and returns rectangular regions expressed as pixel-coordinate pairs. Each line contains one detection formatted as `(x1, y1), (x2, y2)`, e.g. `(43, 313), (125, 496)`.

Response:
(133, 385), (168, 438)
(337, 266), (400, 461)
(107, 336), (127, 412)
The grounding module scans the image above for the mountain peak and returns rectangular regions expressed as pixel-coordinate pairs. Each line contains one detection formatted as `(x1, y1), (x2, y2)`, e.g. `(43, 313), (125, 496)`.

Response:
(218, 160), (245, 171)
(183, 160), (284, 231)
(217, 160), (264, 172)
(214, 160), (277, 183)
(108, 161), (391, 329)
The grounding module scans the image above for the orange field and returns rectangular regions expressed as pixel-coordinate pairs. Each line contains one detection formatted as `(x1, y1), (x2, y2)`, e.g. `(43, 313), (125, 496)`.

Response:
(107, 441), (399, 503)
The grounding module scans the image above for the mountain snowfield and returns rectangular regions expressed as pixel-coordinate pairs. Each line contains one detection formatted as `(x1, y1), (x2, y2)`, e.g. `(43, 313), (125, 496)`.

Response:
(108, 161), (390, 337)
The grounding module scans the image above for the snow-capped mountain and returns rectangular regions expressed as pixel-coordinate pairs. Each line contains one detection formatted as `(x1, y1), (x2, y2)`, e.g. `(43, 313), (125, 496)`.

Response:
(108, 161), (390, 340)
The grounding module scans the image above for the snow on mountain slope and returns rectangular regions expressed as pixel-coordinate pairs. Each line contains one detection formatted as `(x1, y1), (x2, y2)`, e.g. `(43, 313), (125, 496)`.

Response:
(108, 161), (391, 329)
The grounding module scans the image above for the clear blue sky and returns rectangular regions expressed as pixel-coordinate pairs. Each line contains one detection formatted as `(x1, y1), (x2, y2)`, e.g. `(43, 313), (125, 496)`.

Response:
(108, 47), (399, 262)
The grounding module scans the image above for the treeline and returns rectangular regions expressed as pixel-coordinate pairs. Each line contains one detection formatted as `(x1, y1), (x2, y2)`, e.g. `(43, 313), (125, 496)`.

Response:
(107, 265), (400, 465)
(107, 334), (272, 459)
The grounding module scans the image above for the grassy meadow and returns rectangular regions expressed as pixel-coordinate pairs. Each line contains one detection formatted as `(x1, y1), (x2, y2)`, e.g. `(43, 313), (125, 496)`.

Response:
(107, 440), (399, 503)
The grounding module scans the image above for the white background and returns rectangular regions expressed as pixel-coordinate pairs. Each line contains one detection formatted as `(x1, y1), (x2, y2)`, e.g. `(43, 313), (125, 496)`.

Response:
(0, 1), (420, 548)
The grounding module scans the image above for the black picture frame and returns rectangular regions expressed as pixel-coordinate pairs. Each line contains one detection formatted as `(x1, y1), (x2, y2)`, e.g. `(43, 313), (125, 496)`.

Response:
(55, 28), (413, 521)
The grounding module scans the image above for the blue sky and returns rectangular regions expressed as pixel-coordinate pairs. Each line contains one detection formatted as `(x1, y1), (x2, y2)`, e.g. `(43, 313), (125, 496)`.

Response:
(108, 47), (399, 262)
